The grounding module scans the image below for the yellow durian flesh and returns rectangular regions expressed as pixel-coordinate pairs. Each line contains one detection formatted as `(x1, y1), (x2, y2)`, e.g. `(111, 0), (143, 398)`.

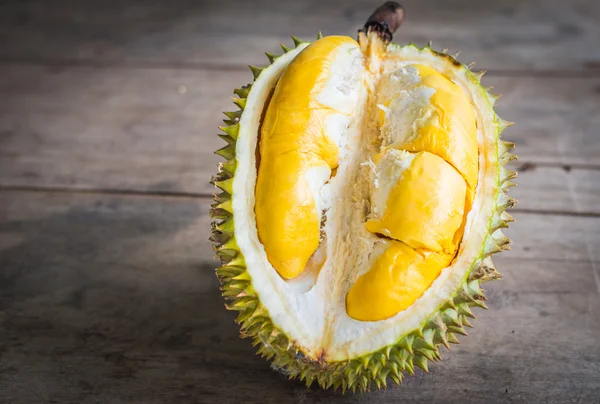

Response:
(346, 240), (452, 321)
(255, 35), (479, 321)
(254, 36), (362, 279)
(379, 64), (479, 190)
(353, 149), (468, 321)
(366, 149), (467, 254)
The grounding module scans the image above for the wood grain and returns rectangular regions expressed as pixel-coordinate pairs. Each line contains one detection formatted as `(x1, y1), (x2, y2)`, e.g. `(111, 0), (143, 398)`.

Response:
(0, 0), (598, 402)
(0, 64), (599, 214)
(0, 0), (599, 71)
(513, 164), (600, 215)
(0, 192), (598, 403)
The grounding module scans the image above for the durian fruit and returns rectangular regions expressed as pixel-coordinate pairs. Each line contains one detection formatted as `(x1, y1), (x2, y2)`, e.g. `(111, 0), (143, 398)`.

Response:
(211, 2), (516, 392)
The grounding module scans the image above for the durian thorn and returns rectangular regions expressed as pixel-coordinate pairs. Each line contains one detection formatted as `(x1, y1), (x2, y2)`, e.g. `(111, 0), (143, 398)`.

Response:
(442, 48), (448, 53)
(468, 62), (476, 69)
(447, 333), (460, 344)
(222, 110), (241, 121)
(212, 167), (233, 182)
(222, 253), (245, 267)
(500, 166), (518, 181)
(462, 317), (474, 328)
(449, 324), (468, 336)
(220, 159), (237, 176)
(360, 355), (370, 369)
(248, 65), (263, 79)
(418, 347), (437, 361)
(429, 315), (447, 333)
(317, 31), (323, 40)
(419, 329), (436, 350)
(232, 97), (247, 109)
(497, 194), (517, 211)
(457, 303), (476, 319)
(492, 230), (511, 249)
(212, 197), (233, 213)
(376, 373), (388, 388)
(371, 361), (382, 379)
(291, 36), (304, 46)
(211, 177), (234, 194)
(217, 134), (235, 147)
(219, 122), (240, 139)
(472, 299), (489, 310)
(442, 299), (457, 310)
(280, 43), (293, 53)
(501, 211), (515, 223)
(467, 279), (483, 295)
(360, 375), (370, 392)
(215, 144), (235, 160)
(501, 153), (518, 165)
(265, 52), (277, 63)
(487, 93), (500, 105)
(442, 308), (459, 324)
(452, 50), (461, 58)
(414, 356), (429, 373)
(470, 262), (503, 283)
(502, 140), (516, 151)
(499, 118), (515, 131)
(427, 40), (433, 47)
(210, 209), (231, 223)
(213, 219), (234, 237)
(388, 360), (399, 376)
(399, 335), (415, 353)
(390, 373), (402, 386)
(405, 359), (415, 375)
(233, 86), (250, 98)
(232, 271), (251, 282)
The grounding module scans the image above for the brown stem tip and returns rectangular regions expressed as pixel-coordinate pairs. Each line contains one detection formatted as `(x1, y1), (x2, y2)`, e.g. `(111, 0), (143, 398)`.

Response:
(360, 2), (405, 42)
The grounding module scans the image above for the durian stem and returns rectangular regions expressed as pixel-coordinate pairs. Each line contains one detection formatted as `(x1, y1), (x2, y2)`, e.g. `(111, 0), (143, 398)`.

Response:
(360, 2), (405, 43)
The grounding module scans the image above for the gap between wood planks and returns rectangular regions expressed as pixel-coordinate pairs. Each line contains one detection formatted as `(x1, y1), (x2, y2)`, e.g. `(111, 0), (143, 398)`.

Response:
(0, 57), (599, 78)
(520, 162), (600, 172)
(1, 184), (599, 218)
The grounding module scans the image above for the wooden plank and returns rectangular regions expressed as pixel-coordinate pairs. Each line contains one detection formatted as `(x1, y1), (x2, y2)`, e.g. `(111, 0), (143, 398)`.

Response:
(493, 76), (600, 167)
(0, 0), (599, 71)
(0, 64), (236, 195)
(502, 211), (600, 264)
(511, 164), (600, 215)
(1, 65), (599, 214)
(0, 192), (598, 403)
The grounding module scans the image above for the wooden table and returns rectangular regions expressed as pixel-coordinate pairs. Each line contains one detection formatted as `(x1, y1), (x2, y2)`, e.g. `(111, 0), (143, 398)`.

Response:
(0, 0), (599, 402)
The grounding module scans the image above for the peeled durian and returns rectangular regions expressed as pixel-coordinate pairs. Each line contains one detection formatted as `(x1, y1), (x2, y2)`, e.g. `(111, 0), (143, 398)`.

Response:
(211, 2), (516, 392)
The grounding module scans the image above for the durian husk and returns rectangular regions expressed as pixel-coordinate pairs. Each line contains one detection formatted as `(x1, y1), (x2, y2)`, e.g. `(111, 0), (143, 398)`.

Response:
(210, 35), (516, 392)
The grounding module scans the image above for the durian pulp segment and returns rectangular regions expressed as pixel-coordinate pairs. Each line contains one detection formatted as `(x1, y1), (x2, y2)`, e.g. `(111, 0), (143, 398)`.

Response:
(255, 36), (364, 280)
(347, 240), (452, 321)
(365, 150), (467, 254)
(347, 148), (468, 321)
(233, 38), (500, 361)
(378, 64), (479, 190)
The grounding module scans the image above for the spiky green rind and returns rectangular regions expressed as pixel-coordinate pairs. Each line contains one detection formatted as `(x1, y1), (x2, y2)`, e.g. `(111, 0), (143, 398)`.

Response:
(210, 38), (516, 392)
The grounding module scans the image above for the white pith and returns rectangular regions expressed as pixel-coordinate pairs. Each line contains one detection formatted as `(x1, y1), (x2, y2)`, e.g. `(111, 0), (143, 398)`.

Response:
(232, 42), (499, 361)
(378, 65), (437, 148)
(368, 149), (415, 218)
